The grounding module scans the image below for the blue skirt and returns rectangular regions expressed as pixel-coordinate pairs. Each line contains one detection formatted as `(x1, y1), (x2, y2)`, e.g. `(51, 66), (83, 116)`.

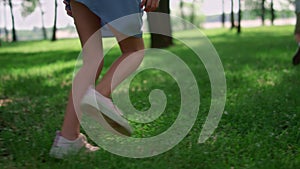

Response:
(75, 0), (143, 37)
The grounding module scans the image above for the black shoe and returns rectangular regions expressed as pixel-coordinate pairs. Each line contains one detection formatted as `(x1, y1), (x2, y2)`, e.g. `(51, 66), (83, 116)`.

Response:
(293, 48), (300, 65)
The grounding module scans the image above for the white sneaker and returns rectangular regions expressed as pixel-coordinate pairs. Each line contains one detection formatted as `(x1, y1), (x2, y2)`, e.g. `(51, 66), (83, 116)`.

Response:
(80, 86), (133, 136)
(49, 131), (99, 159)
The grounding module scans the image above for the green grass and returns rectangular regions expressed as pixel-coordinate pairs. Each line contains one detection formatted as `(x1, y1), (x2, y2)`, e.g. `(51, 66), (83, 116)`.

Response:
(1, 25), (300, 169)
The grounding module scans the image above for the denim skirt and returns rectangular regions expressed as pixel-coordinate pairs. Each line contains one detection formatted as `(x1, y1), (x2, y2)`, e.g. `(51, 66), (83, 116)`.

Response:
(75, 0), (143, 37)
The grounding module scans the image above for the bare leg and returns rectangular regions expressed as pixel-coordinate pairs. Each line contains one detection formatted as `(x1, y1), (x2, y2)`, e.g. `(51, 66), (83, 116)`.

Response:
(96, 36), (145, 97)
(293, 33), (300, 65)
(293, 13), (300, 65)
(61, 0), (103, 140)
(295, 34), (300, 43)
(60, 1), (145, 140)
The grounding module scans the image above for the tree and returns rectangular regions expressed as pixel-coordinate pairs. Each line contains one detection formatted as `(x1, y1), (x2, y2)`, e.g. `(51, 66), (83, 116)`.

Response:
(2, 0), (9, 42)
(244, 0), (277, 26)
(179, 0), (187, 29)
(21, 0), (36, 16)
(21, 0), (47, 40)
(237, 0), (242, 34)
(261, 0), (266, 25)
(190, 0), (196, 25)
(270, 0), (275, 25)
(179, 0), (201, 29)
(147, 0), (173, 48)
(8, 0), (17, 42)
(38, 0), (47, 39)
(230, 0), (235, 29)
(221, 0), (226, 27)
(51, 0), (58, 41)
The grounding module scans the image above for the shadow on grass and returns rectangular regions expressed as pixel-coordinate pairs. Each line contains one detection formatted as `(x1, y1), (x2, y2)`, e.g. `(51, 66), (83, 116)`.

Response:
(1, 26), (300, 168)
(0, 50), (79, 70)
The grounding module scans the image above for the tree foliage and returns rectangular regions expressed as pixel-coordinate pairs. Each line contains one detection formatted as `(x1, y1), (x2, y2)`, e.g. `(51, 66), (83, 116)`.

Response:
(21, 0), (38, 17)
(20, 0), (47, 40)
(245, 0), (294, 18)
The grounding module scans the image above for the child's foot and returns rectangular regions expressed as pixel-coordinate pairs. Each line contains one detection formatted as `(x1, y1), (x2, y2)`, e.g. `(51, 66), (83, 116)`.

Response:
(49, 131), (99, 159)
(293, 48), (300, 65)
(80, 86), (133, 136)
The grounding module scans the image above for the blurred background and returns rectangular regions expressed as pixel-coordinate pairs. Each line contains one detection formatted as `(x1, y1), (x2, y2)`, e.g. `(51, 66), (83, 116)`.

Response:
(1, 1), (300, 168)
(0, 0), (296, 42)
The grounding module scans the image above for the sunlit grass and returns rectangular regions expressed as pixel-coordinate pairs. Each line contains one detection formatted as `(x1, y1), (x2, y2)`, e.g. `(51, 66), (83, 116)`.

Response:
(1, 25), (300, 169)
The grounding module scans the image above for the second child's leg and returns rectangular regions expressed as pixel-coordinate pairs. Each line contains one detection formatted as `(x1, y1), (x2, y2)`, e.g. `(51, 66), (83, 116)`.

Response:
(293, 13), (300, 65)
(61, 0), (103, 140)
(293, 33), (300, 65)
(96, 36), (145, 97)
(49, 0), (104, 158)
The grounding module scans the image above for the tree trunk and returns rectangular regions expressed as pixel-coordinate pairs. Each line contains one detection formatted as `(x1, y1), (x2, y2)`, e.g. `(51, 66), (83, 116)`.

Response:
(221, 0), (225, 27)
(3, 0), (9, 42)
(4, 27), (9, 42)
(190, 0), (196, 25)
(147, 0), (173, 48)
(237, 0), (242, 34)
(230, 0), (235, 29)
(261, 0), (265, 26)
(8, 0), (17, 42)
(38, 0), (47, 40)
(51, 0), (57, 41)
(270, 0), (275, 25)
(180, 0), (187, 29)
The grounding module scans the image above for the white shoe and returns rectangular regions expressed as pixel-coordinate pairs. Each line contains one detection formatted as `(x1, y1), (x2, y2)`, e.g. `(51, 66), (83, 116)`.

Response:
(80, 87), (133, 136)
(49, 131), (99, 159)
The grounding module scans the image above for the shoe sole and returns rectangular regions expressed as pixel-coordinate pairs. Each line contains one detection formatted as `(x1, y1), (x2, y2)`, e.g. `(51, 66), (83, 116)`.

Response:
(80, 92), (132, 136)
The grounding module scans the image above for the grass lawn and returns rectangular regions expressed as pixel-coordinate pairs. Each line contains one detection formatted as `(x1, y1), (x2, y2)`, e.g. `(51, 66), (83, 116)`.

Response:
(1, 25), (300, 169)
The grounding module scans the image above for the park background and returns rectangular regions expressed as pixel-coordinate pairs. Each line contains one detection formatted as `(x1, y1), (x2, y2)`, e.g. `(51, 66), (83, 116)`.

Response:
(0, 0), (297, 41)
(1, 0), (300, 169)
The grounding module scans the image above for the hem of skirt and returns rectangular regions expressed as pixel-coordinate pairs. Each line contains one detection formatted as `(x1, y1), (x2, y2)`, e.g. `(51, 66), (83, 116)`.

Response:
(74, 0), (143, 38)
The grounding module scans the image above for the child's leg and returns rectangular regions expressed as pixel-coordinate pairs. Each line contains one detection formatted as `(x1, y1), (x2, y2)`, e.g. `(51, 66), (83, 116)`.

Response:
(61, 0), (103, 140)
(295, 33), (300, 44)
(96, 36), (145, 97)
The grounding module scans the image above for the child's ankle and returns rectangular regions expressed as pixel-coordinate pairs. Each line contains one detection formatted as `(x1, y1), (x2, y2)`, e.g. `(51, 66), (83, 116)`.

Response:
(60, 131), (79, 141)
